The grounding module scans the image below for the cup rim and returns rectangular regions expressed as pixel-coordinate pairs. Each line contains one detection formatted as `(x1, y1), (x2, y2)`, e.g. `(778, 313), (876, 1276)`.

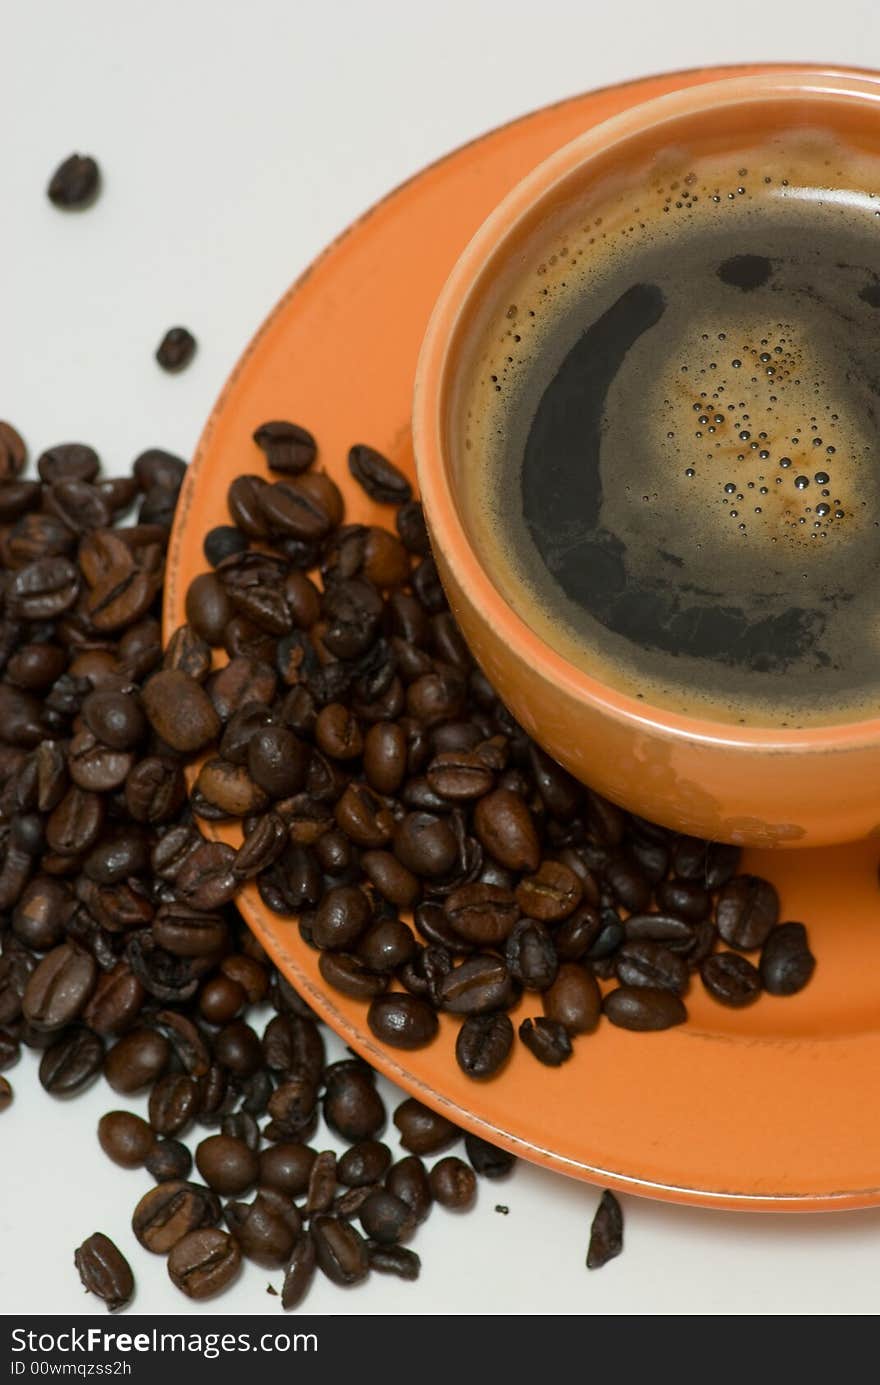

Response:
(413, 66), (880, 754)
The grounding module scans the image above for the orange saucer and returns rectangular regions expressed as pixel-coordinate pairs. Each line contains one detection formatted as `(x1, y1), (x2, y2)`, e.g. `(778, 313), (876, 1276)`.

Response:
(166, 64), (880, 1212)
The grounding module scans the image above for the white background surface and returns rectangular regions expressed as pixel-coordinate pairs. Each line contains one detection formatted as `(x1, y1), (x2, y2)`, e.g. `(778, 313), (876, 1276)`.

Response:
(2, 0), (880, 1318)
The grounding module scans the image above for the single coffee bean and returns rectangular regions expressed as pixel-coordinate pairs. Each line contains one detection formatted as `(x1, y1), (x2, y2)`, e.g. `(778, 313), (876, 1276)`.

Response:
(148, 1073), (198, 1135)
(393, 811), (458, 877)
(385, 1155), (432, 1224)
(253, 420), (317, 475)
(615, 942), (689, 995)
(302, 1148), (336, 1215)
(587, 1190), (624, 1270)
(167, 1227), (241, 1299)
(473, 789), (540, 872)
(338, 1141), (392, 1188)
(518, 1016), (573, 1067)
(83, 965), (145, 1037)
(348, 444), (412, 504)
(262, 1012), (324, 1078)
(429, 1157), (476, 1210)
(225, 1192), (302, 1268)
(156, 327), (197, 373)
(445, 882), (519, 946)
(247, 725), (309, 798)
(541, 963), (601, 1034)
(437, 955), (516, 1015)
(0, 1030), (20, 1071)
(195, 1134), (259, 1195)
(48, 153), (100, 207)
(324, 1065), (386, 1141)
(131, 1181), (221, 1253)
(717, 875), (780, 951)
(74, 1232), (133, 1313)
(313, 885), (372, 951)
(0, 420), (27, 476)
(359, 1189), (415, 1244)
(701, 951), (762, 1006)
(214, 1020), (264, 1076)
(311, 1214), (369, 1286)
(104, 1028), (171, 1094)
(360, 851), (420, 910)
(38, 1026), (104, 1094)
(367, 993), (438, 1049)
(281, 1232), (317, 1309)
(97, 1110), (156, 1168)
(142, 670), (221, 752)
(655, 878), (711, 923)
(393, 1098), (459, 1155)
(515, 860), (582, 921)
(603, 986), (687, 1031)
(455, 1011), (514, 1079)
(464, 1133), (516, 1179)
(623, 913), (695, 950)
(0, 1075), (13, 1111)
(203, 524), (248, 567)
(319, 952), (387, 1000)
(23, 943), (97, 1031)
(604, 854), (652, 913)
(504, 918), (558, 990)
(367, 1242), (421, 1279)
(760, 922), (815, 996)
(672, 836), (742, 888)
(259, 1142), (317, 1198)
(145, 1139), (193, 1183)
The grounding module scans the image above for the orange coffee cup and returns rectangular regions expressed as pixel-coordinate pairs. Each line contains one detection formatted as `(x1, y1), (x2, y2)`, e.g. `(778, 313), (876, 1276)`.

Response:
(413, 69), (880, 849)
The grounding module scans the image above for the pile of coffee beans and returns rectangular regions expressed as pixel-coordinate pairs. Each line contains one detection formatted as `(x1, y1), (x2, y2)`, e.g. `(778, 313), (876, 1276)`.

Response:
(0, 408), (810, 1310)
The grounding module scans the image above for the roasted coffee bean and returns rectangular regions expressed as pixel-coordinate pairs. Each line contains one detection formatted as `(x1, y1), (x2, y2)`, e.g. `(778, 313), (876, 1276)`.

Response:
(319, 951), (387, 999)
(455, 1011), (514, 1079)
(385, 1155), (432, 1224)
(0, 1075), (11, 1110)
(429, 1157), (476, 1210)
(74, 1233), (133, 1313)
(672, 836), (741, 887)
(259, 476), (338, 542)
(623, 913), (695, 950)
(259, 1143), (317, 1197)
(221, 1111), (260, 1151)
(97, 1110), (156, 1168)
(132, 447), (186, 492)
(132, 1180), (221, 1253)
(83, 965), (144, 1037)
(311, 1215), (369, 1285)
(526, 743), (582, 820)
(262, 1012), (324, 1077)
(7, 642), (67, 690)
(253, 420), (317, 475)
(167, 1227), (241, 1299)
(324, 1065), (385, 1142)
(313, 885), (372, 951)
(48, 153), (100, 207)
(615, 942), (689, 995)
(280, 1232), (317, 1309)
(554, 905), (602, 962)
(163, 623), (212, 681)
(223, 1191), (301, 1270)
(186, 571), (232, 643)
(204, 524), (248, 567)
(393, 1098), (458, 1155)
(214, 1020), (263, 1076)
(357, 916), (417, 973)
(104, 1027), (171, 1094)
(425, 749), (492, 802)
(39, 1026), (103, 1094)
(473, 789), (540, 872)
(541, 963), (601, 1034)
(518, 1016), (572, 1067)
(153, 903), (228, 959)
(266, 1072), (319, 1133)
(716, 875), (780, 951)
(194, 757), (267, 817)
(603, 986), (687, 1031)
(13, 877), (72, 952)
(195, 1134), (259, 1195)
(444, 882), (518, 946)
(504, 918), (558, 991)
(655, 878), (711, 923)
(367, 1243), (421, 1280)
(0, 420), (27, 476)
(760, 922), (815, 996)
(701, 951), (762, 1006)
(348, 444), (412, 504)
(359, 1189), (415, 1244)
(142, 670), (220, 752)
(125, 757), (186, 824)
(393, 812), (457, 877)
(338, 1140), (392, 1188)
(304, 1149), (338, 1214)
(23, 943), (97, 1031)
(359, 850), (419, 909)
(437, 955), (516, 1015)
(175, 842), (237, 910)
(464, 1133), (515, 1179)
(394, 498), (429, 555)
(247, 725), (309, 798)
(146, 1139), (193, 1183)
(149, 1073), (198, 1135)
(367, 992), (438, 1050)
(587, 1190), (624, 1270)
(514, 860), (582, 922)
(156, 326), (197, 372)
(0, 1031), (20, 1071)
(84, 831), (150, 885)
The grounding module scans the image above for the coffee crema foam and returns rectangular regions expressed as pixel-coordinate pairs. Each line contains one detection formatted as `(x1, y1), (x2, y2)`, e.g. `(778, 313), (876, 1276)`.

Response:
(461, 132), (880, 727)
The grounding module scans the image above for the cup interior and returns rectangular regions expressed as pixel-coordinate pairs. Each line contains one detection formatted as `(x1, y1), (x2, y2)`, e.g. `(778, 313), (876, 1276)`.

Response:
(416, 69), (880, 748)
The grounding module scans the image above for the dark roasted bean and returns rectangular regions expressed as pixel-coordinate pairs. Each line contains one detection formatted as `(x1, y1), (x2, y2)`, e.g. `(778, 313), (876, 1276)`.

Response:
(717, 875), (780, 951)
(473, 789), (540, 872)
(385, 1155), (432, 1224)
(348, 444), (412, 504)
(324, 1065), (385, 1142)
(23, 943), (97, 1031)
(338, 1140), (392, 1187)
(437, 955), (516, 1015)
(541, 963), (601, 1033)
(603, 986), (687, 1031)
(656, 878), (711, 922)
(429, 1157), (476, 1210)
(195, 1134), (259, 1195)
(367, 1243), (421, 1279)
(701, 951), (762, 1006)
(615, 942), (689, 995)
(760, 922), (815, 996)
(587, 1190), (624, 1270)
(555, 905), (602, 962)
(455, 1012), (514, 1078)
(281, 1232), (317, 1309)
(504, 918), (558, 990)
(149, 1074), (198, 1135)
(359, 1189), (415, 1244)
(39, 1026), (103, 1094)
(445, 882), (518, 946)
(145, 1139), (193, 1183)
(104, 1028), (171, 1094)
(393, 1098), (459, 1155)
(48, 154), (100, 207)
(74, 1233), (133, 1313)
(311, 1214), (369, 1286)
(98, 1110), (156, 1168)
(132, 1181), (221, 1253)
(253, 420), (317, 474)
(167, 1228), (241, 1299)
(464, 1133), (515, 1179)
(518, 1016), (572, 1067)
(623, 913), (695, 950)
(156, 326), (196, 372)
(259, 1142), (316, 1197)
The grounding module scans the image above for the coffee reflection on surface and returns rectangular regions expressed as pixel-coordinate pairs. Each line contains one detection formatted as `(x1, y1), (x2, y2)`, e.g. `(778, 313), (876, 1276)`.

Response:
(463, 137), (880, 727)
